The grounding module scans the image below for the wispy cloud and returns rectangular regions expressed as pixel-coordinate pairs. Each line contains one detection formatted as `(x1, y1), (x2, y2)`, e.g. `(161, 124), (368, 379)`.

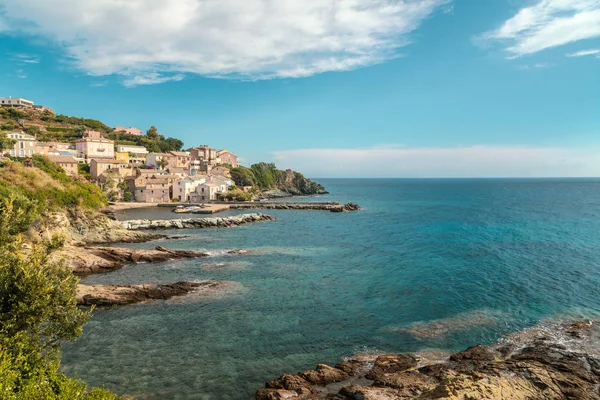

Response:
(0, 0), (450, 85)
(16, 69), (27, 79)
(273, 145), (600, 178)
(566, 48), (600, 57)
(517, 62), (551, 70)
(10, 53), (40, 64)
(90, 81), (108, 87)
(122, 73), (184, 88)
(479, 0), (600, 57)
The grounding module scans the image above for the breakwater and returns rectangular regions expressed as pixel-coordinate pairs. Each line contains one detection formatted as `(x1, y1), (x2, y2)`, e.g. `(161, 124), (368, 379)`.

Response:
(228, 202), (361, 212)
(118, 213), (276, 230)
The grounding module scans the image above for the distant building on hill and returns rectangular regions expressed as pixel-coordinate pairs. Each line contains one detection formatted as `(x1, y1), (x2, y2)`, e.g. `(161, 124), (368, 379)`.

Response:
(4, 131), (36, 157)
(216, 149), (239, 167)
(47, 155), (79, 177)
(114, 126), (143, 136)
(76, 131), (114, 160)
(0, 97), (34, 108)
(190, 145), (217, 164)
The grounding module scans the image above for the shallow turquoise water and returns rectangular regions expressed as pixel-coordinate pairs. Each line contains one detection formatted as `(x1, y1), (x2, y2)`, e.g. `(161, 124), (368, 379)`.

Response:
(61, 178), (600, 399)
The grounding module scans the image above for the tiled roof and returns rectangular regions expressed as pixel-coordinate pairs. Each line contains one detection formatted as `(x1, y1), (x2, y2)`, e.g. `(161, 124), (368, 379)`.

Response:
(47, 155), (78, 164)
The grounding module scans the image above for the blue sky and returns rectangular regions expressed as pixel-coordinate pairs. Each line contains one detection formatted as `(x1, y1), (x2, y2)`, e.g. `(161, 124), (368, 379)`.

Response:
(0, 0), (599, 177)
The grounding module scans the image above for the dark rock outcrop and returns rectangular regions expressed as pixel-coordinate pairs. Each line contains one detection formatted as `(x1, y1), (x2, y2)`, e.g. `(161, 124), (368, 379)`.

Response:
(254, 320), (600, 400)
(76, 281), (233, 307)
(69, 246), (250, 275)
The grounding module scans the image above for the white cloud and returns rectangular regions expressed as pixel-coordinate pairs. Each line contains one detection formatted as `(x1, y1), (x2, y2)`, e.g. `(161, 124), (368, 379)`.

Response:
(480, 0), (600, 57)
(566, 48), (600, 57)
(272, 145), (600, 178)
(122, 73), (184, 88)
(0, 0), (449, 85)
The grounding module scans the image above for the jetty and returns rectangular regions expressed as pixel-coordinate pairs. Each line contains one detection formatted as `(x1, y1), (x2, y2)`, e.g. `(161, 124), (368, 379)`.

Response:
(157, 202), (361, 213)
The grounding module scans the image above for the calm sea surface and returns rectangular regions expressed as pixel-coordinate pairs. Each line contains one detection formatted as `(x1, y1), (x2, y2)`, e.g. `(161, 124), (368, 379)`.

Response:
(61, 178), (600, 399)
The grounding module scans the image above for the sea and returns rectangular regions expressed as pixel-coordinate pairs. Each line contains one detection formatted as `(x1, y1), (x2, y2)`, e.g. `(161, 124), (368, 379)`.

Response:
(61, 178), (600, 399)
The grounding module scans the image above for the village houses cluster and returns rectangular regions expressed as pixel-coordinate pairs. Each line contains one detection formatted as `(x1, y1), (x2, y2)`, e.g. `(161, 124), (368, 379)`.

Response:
(1, 97), (240, 203)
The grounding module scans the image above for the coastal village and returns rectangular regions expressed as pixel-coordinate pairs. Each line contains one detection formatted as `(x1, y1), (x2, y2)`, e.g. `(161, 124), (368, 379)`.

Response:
(0, 96), (242, 204)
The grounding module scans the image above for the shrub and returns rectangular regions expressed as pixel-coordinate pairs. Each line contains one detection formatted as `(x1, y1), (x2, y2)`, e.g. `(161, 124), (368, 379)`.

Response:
(0, 198), (120, 399)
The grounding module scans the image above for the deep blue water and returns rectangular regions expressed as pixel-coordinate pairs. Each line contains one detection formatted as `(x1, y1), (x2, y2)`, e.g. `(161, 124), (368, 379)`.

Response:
(61, 178), (600, 399)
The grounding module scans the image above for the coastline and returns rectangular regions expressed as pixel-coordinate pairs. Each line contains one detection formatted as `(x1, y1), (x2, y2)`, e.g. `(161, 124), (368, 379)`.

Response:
(254, 319), (600, 399)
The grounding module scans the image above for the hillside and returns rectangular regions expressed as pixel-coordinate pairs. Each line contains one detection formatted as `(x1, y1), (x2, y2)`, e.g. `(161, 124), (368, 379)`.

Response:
(230, 162), (328, 196)
(0, 107), (183, 152)
(0, 155), (152, 245)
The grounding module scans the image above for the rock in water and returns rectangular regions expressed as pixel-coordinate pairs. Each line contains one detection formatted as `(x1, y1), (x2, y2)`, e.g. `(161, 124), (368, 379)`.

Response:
(76, 281), (232, 307)
(253, 320), (600, 400)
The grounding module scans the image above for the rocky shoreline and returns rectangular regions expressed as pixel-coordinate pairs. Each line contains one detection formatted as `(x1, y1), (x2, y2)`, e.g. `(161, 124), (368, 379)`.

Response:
(119, 212), (276, 230)
(69, 246), (209, 275)
(76, 281), (234, 307)
(254, 320), (600, 400)
(229, 202), (361, 213)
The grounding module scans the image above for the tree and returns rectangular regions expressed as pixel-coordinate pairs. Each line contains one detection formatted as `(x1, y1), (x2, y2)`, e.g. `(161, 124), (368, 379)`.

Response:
(74, 126), (87, 137)
(157, 158), (169, 170)
(24, 126), (40, 137)
(0, 198), (119, 398)
(146, 126), (159, 140)
(0, 132), (16, 152)
(164, 137), (183, 151)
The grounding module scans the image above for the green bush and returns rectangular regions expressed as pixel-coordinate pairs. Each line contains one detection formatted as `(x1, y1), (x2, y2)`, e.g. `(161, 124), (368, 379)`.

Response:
(0, 199), (121, 399)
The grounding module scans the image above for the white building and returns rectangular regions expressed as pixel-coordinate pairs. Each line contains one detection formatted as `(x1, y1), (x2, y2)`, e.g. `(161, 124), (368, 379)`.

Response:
(116, 145), (148, 156)
(190, 176), (233, 202)
(174, 175), (208, 202)
(5, 132), (36, 157)
(0, 97), (34, 108)
(146, 152), (170, 169)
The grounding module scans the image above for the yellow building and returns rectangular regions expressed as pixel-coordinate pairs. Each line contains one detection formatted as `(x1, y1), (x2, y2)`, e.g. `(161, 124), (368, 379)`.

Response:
(116, 152), (130, 164)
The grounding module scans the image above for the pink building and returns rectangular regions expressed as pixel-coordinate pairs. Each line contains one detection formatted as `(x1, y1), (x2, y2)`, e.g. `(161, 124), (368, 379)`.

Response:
(114, 126), (143, 136)
(76, 131), (115, 160)
(216, 149), (239, 167)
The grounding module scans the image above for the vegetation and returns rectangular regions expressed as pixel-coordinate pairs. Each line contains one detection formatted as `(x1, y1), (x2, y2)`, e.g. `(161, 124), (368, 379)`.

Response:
(0, 156), (107, 235)
(0, 109), (184, 153)
(217, 187), (253, 202)
(0, 131), (16, 151)
(0, 198), (120, 399)
(106, 126), (183, 153)
(230, 162), (326, 195)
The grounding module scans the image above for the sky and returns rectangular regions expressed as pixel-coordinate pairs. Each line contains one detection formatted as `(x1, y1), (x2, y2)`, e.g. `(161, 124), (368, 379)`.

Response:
(0, 0), (599, 178)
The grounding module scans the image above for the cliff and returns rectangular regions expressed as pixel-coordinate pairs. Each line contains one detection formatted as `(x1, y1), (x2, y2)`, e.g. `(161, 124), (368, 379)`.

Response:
(231, 162), (328, 197)
(0, 157), (158, 270)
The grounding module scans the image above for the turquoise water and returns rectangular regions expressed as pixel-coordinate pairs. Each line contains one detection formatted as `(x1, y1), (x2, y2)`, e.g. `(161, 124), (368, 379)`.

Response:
(61, 179), (600, 399)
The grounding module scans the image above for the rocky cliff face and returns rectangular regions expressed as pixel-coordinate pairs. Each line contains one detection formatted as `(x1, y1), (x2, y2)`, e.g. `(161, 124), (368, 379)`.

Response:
(275, 170), (328, 196)
(255, 319), (600, 400)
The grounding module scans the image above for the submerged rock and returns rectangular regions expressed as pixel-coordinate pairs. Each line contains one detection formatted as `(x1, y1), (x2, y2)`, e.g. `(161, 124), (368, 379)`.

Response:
(254, 320), (600, 400)
(76, 281), (232, 307)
